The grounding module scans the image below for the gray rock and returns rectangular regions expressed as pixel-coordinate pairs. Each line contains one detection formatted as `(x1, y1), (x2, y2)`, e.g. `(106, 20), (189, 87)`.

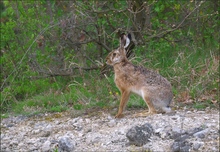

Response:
(85, 133), (101, 144)
(169, 127), (187, 139)
(171, 141), (180, 151)
(171, 132), (191, 152)
(108, 119), (116, 127)
(187, 126), (204, 135)
(58, 137), (75, 152)
(9, 139), (18, 146)
(126, 123), (154, 146)
(6, 124), (14, 128)
(193, 142), (202, 151)
(32, 129), (40, 135)
(42, 140), (51, 152)
(175, 134), (190, 142)
(0, 134), (5, 139)
(40, 131), (51, 137)
(71, 117), (80, 124)
(155, 126), (174, 139)
(193, 128), (209, 139)
(171, 140), (191, 152)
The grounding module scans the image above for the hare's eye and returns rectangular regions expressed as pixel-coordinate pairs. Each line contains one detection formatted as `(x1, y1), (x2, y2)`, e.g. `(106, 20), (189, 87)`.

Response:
(113, 53), (116, 57)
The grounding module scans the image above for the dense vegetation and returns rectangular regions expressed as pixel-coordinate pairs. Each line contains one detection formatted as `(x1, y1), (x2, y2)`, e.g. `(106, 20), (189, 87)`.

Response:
(1, 0), (219, 116)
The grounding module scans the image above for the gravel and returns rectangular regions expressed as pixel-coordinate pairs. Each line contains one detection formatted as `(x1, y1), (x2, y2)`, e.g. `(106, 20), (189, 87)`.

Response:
(1, 108), (219, 152)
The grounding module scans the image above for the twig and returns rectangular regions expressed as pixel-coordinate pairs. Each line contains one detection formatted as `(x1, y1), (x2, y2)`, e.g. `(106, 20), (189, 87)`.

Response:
(146, 1), (205, 40)
(1, 23), (60, 90)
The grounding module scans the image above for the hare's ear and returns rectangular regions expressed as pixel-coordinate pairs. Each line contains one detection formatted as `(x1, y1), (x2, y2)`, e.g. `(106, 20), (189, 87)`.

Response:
(120, 33), (130, 49)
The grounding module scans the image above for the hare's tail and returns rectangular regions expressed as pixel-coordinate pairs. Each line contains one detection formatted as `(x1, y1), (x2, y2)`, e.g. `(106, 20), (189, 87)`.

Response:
(162, 106), (172, 113)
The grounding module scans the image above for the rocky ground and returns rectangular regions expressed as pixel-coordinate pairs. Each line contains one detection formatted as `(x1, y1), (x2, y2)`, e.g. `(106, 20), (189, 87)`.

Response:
(1, 108), (219, 152)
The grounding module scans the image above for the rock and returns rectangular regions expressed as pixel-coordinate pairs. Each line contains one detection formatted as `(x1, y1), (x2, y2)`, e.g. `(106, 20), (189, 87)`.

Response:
(9, 139), (18, 146)
(171, 126), (210, 152)
(193, 142), (203, 151)
(42, 140), (51, 152)
(171, 140), (191, 152)
(32, 129), (40, 134)
(171, 131), (192, 152)
(193, 128), (209, 139)
(107, 115), (113, 120)
(18, 142), (25, 149)
(27, 139), (36, 144)
(126, 123), (154, 146)
(107, 120), (116, 127)
(155, 125), (173, 139)
(85, 133), (101, 144)
(155, 128), (163, 134)
(1, 109), (219, 152)
(187, 126), (204, 135)
(45, 124), (53, 132)
(117, 129), (125, 135)
(40, 131), (51, 137)
(171, 141), (180, 152)
(6, 147), (10, 152)
(84, 128), (92, 133)
(58, 137), (75, 152)
(73, 117), (80, 122)
(170, 127), (185, 139)
(6, 124), (14, 128)
(0, 134), (5, 139)
(175, 134), (190, 142)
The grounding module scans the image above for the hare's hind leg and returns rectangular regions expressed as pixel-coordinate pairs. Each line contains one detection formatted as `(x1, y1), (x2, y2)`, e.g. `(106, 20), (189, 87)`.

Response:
(133, 96), (157, 117)
(115, 90), (131, 118)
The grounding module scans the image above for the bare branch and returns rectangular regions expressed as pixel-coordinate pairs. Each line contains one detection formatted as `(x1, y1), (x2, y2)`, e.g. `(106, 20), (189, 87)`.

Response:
(1, 22), (60, 90)
(146, 1), (205, 41)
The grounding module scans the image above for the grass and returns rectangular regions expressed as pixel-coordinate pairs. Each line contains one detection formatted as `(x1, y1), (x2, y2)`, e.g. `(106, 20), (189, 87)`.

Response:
(136, 43), (219, 109)
(2, 73), (119, 116)
(1, 43), (219, 117)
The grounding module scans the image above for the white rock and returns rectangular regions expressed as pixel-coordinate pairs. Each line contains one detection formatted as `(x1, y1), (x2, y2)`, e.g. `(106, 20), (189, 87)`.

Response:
(204, 116), (209, 120)
(85, 118), (91, 123)
(107, 115), (113, 120)
(45, 124), (52, 131)
(71, 117), (80, 123)
(0, 133), (5, 139)
(9, 140), (18, 146)
(108, 120), (116, 127)
(155, 128), (163, 133)
(18, 142), (24, 148)
(42, 140), (51, 152)
(26, 139), (36, 144)
(55, 120), (61, 125)
(172, 127), (184, 134)
(32, 129), (40, 134)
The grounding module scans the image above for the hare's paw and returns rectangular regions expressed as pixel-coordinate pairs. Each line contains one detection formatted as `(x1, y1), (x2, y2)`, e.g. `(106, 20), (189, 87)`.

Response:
(132, 110), (156, 118)
(115, 113), (124, 118)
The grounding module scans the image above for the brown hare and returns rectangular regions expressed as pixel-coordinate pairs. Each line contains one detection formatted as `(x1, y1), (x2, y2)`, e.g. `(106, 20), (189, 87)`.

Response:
(106, 34), (173, 118)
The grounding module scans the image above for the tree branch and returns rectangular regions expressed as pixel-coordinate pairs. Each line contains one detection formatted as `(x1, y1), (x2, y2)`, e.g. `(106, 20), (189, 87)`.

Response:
(146, 1), (205, 41)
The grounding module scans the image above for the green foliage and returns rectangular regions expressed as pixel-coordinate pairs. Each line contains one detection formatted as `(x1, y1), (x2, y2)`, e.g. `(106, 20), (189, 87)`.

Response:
(193, 100), (214, 109)
(1, 1), (219, 116)
(135, 40), (219, 108)
(127, 94), (146, 109)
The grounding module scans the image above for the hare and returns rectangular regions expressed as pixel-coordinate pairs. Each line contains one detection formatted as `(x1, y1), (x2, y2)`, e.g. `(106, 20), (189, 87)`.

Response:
(106, 34), (173, 118)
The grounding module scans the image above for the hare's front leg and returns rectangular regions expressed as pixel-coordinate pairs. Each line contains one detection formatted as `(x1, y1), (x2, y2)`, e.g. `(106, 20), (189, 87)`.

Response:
(115, 90), (131, 118)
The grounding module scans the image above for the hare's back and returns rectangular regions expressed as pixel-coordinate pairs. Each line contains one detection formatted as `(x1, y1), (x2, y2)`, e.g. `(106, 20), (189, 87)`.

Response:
(132, 65), (171, 88)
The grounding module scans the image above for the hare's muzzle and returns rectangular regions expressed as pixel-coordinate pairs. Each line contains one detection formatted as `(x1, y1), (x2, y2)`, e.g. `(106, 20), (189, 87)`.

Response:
(106, 60), (110, 65)
(105, 56), (110, 65)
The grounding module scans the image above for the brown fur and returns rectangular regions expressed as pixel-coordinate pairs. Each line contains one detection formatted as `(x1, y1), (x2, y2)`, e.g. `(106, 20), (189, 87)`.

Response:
(106, 42), (173, 118)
